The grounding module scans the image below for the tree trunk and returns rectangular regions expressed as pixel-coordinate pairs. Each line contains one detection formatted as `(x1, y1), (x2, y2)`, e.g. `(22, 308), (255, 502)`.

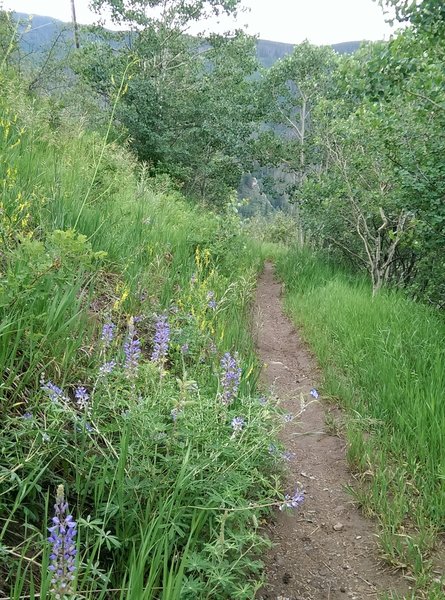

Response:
(70, 0), (80, 49)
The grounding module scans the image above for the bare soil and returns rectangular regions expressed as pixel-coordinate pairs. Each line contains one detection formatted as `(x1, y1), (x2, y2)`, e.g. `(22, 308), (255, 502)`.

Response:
(254, 262), (409, 600)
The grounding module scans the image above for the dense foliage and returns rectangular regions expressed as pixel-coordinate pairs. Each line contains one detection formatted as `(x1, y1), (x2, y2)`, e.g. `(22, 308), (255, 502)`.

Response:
(71, 0), (261, 206)
(0, 53), (288, 599)
(259, 2), (444, 303)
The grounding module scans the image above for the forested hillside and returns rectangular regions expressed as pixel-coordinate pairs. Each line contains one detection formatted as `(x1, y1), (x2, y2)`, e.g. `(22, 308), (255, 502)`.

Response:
(13, 12), (361, 66)
(1, 0), (445, 598)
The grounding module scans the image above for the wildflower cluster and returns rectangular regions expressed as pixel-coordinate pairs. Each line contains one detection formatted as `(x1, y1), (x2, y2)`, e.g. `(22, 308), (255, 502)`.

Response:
(220, 352), (241, 405)
(48, 485), (77, 598)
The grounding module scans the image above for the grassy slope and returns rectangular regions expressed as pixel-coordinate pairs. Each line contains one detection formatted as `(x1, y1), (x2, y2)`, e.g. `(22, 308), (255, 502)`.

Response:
(276, 248), (445, 598)
(0, 68), (284, 599)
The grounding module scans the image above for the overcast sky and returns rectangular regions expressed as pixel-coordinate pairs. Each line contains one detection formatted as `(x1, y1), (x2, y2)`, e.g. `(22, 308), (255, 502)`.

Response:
(3, 0), (395, 45)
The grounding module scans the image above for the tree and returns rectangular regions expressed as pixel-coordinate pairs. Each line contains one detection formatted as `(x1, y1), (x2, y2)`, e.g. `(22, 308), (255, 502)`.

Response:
(259, 42), (338, 176)
(378, 0), (445, 36)
(76, 0), (260, 206)
(90, 0), (243, 29)
(290, 35), (445, 301)
(0, 7), (18, 67)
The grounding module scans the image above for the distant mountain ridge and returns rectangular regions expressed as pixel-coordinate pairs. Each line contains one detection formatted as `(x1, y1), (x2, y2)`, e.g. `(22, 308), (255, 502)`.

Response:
(13, 12), (362, 65)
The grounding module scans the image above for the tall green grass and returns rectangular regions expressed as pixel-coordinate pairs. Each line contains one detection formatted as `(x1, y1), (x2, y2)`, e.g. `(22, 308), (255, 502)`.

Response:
(0, 68), (283, 598)
(276, 247), (445, 595)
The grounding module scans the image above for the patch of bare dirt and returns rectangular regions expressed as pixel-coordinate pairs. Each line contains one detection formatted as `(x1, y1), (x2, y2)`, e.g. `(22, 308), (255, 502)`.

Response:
(254, 262), (409, 600)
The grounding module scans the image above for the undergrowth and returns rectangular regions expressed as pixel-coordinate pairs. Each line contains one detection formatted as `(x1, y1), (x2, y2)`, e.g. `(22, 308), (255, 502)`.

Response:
(0, 67), (287, 598)
(276, 247), (445, 598)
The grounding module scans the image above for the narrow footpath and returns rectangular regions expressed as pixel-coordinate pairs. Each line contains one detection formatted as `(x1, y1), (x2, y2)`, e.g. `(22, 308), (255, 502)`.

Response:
(254, 262), (408, 600)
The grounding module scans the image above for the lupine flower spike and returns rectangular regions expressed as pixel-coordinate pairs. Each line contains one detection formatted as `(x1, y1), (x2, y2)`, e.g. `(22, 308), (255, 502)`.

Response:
(48, 484), (77, 598)
(281, 450), (294, 462)
(231, 416), (245, 433)
(101, 321), (115, 347)
(151, 314), (170, 364)
(279, 488), (305, 511)
(124, 317), (141, 375)
(171, 407), (182, 422)
(99, 360), (116, 376)
(74, 387), (89, 410)
(207, 291), (217, 310)
(41, 380), (66, 404)
(220, 352), (241, 405)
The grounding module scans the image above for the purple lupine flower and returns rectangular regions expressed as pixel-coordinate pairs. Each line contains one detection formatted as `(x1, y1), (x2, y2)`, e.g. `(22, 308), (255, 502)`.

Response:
(22, 412), (33, 420)
(171, 407), (182, 422)
(75, 420), (93, 434)
(279, 488), (305, 511)
(181, 343), (189, 355)
(281, 451), (294, 462)
(220, 352), (241, 405)
(74, 387), (89, 410)
(101, 322), (115, 346)
(124, 319), (141, 373)
(151, 314), (170, 363)
(48, 485), (77, 597)
(231, 416), (245, 432)
(99, 360), (116, 376)
(207, 291), (217, 310)
(310, 388), (319, 399)
(41, 380), (66, 404)
(283, 413), (294, 423)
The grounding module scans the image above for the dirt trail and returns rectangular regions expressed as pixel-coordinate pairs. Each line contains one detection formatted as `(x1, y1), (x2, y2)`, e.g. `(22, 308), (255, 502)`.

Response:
(254, 262), (408, 600)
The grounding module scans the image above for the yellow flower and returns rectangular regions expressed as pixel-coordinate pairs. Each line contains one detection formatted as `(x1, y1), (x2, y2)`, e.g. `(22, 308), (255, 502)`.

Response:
(203, 248), (211, 266)
(195, 246), (201, 268)
(113, 284), (130, 311)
